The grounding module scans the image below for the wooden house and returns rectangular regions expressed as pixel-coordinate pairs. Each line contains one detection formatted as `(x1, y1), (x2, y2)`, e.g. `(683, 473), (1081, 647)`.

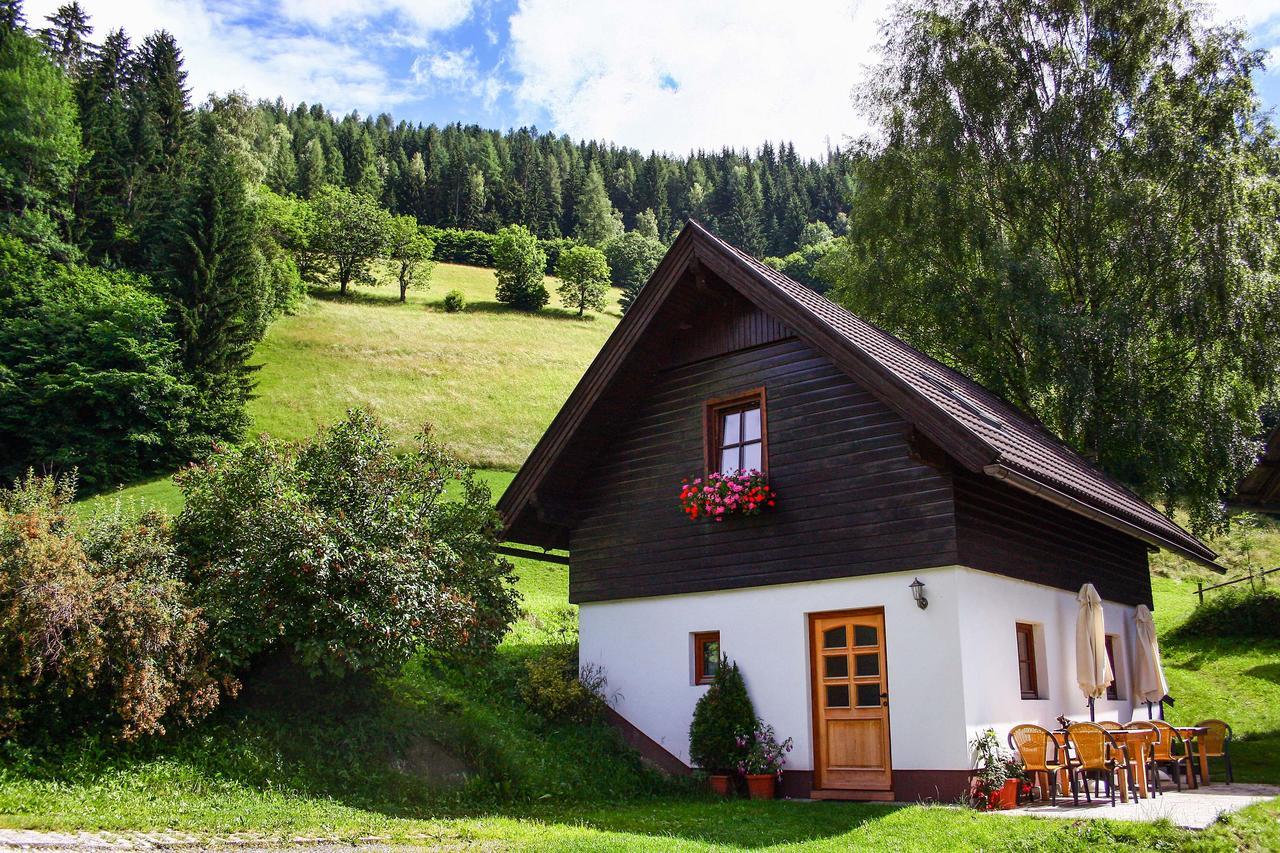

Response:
(497, 222), (1218, 801)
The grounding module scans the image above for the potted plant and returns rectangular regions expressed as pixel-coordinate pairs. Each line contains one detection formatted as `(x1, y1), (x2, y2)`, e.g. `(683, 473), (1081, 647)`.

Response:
(968, 729), (1021, 810)
(737, 722), (794, 800)
(689, 656), (756, 796)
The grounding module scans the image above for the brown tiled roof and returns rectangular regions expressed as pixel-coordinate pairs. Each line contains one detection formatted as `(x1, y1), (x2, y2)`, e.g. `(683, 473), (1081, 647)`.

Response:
(498, 221), (1218, 568)
(690, 222), (1217, 566)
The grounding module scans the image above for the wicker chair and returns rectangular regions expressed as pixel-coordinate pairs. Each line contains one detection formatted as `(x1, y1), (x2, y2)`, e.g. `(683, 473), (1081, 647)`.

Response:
(1065, 722), (1126, 806)
(1096, 721), (1122, 731)
(1008, 724), (1065, 804)
(1195, 719), (1234, 784)
(1134, 720), (1194, 791)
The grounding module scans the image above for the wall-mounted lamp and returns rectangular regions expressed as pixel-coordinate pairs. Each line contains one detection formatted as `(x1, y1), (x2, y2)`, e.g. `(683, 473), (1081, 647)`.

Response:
(909, 577), (928, 610)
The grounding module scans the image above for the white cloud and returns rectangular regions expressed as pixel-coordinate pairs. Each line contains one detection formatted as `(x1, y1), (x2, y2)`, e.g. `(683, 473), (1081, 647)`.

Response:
(505, 0), (884, 157)
(505, 0), (1280, 156)
(277, 0), (473, 32)
(23, 0), (466, 114)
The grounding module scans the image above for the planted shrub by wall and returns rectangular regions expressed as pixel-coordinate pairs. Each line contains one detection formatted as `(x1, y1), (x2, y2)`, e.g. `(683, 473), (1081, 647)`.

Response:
(688, 657), (756, 774)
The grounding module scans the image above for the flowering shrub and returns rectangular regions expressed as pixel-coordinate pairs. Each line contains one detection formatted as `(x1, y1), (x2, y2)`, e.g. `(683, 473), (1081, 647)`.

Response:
(736, 722), (794, 778)
(678, 470), (776, 521)
(0, 473), (227, 741)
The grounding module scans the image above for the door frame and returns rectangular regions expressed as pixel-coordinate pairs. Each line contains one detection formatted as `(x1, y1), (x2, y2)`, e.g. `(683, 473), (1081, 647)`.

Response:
(807, 606), (893, 792)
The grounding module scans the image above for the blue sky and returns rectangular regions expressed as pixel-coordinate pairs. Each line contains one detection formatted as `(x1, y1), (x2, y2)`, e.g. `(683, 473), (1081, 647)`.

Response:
(24, 0), (1280, 157)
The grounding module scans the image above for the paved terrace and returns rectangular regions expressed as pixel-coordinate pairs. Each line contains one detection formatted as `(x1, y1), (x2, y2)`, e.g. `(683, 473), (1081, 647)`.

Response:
(1002, 782), (1280, 829)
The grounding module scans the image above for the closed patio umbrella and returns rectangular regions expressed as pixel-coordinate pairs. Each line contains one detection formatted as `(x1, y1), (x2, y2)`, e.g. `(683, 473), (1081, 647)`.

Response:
(1075, 583), (1114, 721)
(1133, 604), (1169, 719)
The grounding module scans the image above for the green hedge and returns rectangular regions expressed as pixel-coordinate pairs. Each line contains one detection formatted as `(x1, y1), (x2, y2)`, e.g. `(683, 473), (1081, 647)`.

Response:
(426, 227), (579, 275)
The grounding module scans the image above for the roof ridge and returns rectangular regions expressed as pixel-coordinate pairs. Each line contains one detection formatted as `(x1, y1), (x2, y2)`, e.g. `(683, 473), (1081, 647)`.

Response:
(687, 221), (1213, 562)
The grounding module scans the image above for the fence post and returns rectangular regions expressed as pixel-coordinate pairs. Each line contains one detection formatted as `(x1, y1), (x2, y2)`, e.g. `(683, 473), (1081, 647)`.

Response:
(1196, 581), (1203, 606)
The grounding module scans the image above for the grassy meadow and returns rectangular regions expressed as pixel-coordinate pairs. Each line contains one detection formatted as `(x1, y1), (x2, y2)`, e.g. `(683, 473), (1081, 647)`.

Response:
(3, 536), (1279, 849)
(76, 261), (618, 516)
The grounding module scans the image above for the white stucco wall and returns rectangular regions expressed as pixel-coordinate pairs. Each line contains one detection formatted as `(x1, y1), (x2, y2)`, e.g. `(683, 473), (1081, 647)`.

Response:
(579, 565), (1141, 774)
(952, 567), (1139, 747)
(579, 565), (972, 772)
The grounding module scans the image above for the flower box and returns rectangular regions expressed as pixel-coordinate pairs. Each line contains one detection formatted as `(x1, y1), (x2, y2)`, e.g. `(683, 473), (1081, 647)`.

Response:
(678, 470), (776, 522)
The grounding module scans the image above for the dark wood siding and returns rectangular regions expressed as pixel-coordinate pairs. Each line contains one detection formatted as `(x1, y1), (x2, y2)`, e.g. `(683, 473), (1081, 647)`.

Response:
(567, 336), (960, 603)
(660, 290), (792, 369)
(953, 468), (1152, 608)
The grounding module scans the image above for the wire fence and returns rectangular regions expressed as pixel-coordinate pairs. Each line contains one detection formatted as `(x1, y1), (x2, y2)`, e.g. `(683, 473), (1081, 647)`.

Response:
(1194, 566), (1280, 604)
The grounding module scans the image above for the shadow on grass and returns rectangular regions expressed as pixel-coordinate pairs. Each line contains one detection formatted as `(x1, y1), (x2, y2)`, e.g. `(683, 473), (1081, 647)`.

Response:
(306, 286), (606, 322)
(1244, 662), (1280, 684)
(441, 300), (603, 322)
(308, 286), (409, 307)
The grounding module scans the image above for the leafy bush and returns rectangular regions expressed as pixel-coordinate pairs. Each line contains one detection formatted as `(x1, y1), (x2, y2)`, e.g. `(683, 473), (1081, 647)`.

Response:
(603, 231), (665, 314)
(688, 657), (756, 774)
(1171, 585), (1280, 640)
(492, 225), (548, 311)
(442, 289), (466, 313)
(175, 409), (521, 677)
(763, 239), (838, 294)
(0, 474), (226, 741)
(0, 235), (198, 490)
(519, 605), (609, 724)
(538, 236), (579, 274)
(426, 227), (495, 267)
(521, 643), (610, 725)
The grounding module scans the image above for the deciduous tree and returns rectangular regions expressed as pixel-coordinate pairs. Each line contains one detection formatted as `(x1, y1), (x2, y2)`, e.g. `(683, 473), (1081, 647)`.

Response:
(492, 223), (548, 311)
(311, 184), (391, 295)
(554, 244), (610, 317)
(387, 214), (434, 302)
(833, 0), (1280, 529)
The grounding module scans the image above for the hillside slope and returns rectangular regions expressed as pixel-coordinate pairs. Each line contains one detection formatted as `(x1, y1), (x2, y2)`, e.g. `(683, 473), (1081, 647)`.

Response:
(77, 263), (619, 515)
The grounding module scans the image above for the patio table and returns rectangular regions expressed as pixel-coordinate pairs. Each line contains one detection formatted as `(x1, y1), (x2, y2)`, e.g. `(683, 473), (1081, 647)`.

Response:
(1050, 728), (1155, 803)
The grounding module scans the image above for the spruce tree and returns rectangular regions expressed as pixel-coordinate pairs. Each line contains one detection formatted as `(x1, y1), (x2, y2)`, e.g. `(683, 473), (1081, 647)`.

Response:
(160, 109), (264, 441)
(0, 0), (25, 37)
(297, 136), (326, 198)
(575, 162), (621, 246)
(263, 123), (296, 194)
(39, 2), (92, 77)
(74, 27), (136, 261)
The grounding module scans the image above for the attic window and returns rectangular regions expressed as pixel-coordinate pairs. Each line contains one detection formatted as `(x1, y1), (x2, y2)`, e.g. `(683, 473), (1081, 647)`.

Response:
(706, 389), (767, 475)
(917, 371), (1003, 429)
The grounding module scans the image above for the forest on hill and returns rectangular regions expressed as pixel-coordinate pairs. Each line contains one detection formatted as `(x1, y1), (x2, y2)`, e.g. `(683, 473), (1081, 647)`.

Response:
(3, 0), (1280, 533)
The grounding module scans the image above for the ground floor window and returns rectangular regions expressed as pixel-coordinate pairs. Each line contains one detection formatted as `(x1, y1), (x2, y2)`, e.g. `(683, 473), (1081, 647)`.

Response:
(1104, 634), (1120, 700)
(693, 631), (720, 685)
(1015, 622), (1041, 699)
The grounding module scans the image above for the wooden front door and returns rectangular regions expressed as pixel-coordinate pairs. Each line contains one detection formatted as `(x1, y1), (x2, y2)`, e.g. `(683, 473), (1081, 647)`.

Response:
(810, 608), (892, 792)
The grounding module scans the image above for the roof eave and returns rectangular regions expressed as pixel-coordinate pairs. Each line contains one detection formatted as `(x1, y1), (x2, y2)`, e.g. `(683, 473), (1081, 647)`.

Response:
(983, 463), (1224, 572)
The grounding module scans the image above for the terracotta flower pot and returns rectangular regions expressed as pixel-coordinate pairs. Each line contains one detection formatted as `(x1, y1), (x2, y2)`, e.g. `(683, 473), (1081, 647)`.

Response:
(708, 774), (733, 796)
(992, 778), (1020, 810)
(746, 773), (777, 800)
